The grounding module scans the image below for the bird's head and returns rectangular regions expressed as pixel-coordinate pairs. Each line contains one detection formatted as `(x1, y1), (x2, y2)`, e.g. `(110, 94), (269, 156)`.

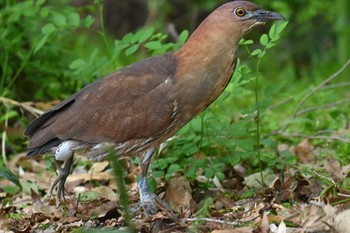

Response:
(204, 1), (285, 39)
(176, 1), (285, 66)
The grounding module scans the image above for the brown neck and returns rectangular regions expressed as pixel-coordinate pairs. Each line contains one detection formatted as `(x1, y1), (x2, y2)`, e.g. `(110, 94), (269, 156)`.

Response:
(175, 18), (240, 74)
(173, 17), (241, 119)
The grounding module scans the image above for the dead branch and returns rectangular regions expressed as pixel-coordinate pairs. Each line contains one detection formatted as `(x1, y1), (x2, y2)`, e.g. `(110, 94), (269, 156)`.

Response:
(292, 59), (350, 119)
(312, 170), (337, 187)
(267, 97), (294, 110)
(295, 97), (350, 116)
(281, 59), (350, 132)
(183, 217), (239, 226)
(320, 82), (350, 91)
(0, 96), (44, 117)
(277, 131), (350, 144)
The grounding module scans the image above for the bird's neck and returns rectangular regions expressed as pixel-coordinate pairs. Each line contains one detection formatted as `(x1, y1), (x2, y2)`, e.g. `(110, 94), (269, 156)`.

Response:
(175, 23), (240, 73)
(174, 17), (241, 88)
(173, 21), (241, 120)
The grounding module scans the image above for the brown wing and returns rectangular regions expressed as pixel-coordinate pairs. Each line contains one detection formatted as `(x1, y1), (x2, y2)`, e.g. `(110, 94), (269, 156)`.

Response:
(25, 53), (178, 156)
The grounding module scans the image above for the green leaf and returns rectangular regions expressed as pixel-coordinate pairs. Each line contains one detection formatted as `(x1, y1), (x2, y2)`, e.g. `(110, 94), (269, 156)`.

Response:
(251, 49), (262, 56)
(147, 176), (157, 193)
(82, 15), (94, 28)
(136, 28), (154, 43)
(68, 12), (80, 27)
(254, 96), (273, 111)
(122, 33), (134, 43)
(215, 172), (225, 181)
(144, 41), (162, 50)
(19, 179), (39, 195)
(270, 35), (280, 42)
(204, 167), (215, 178)
(0, 167), (20, 187)
(260, 34), (269, 46)
(277, 21), (289, 34)
(268, 23), (277, 39)
(230, 155), (240, 166)
(35, 0), (46, 6)
(167, 164), (182, 175)
(3, 185), (21, 195)
(53, 14), (67, 27)
(266, 42), (276, 49)
(178, 30), (189, 44)
(41, 23), (55, 35)
(34, 35), (48, 54)
(243, 39), (254, 45)
(194, 197), (213, 217)
(76, 191), (100, 202)
(257, 50), (266, 58)
(69, 59), (86, 70)
(264, 80), (287, 97)
(125, 44), (139, 56)
(40, 7), (49, 17)
(0, 110), (18, 123)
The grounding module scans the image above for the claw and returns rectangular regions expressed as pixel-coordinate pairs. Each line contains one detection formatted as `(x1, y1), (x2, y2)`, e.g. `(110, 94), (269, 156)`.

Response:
(138, 176), (177, 220)
(48, 154), (74, 207)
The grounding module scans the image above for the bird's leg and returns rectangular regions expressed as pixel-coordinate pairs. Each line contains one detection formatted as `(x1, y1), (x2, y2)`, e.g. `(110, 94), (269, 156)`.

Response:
(48, 153), (74, 207)
(138, 148), (155, 205)
(137, 148), (175, 217)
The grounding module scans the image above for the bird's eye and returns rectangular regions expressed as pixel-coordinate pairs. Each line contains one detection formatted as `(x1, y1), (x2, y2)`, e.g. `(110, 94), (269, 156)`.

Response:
(234, 7), (246, 17)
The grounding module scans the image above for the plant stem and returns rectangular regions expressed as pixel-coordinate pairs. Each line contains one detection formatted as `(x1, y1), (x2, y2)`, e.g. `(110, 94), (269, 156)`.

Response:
(254, 58), (264, 185)
(97, 0), (116, 70)
(109, 153), (134, 231)
(4, 46), (35, 95)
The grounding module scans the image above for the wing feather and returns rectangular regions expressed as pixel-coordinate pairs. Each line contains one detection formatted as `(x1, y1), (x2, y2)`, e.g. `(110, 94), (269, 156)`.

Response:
(25, 53), (178, 155)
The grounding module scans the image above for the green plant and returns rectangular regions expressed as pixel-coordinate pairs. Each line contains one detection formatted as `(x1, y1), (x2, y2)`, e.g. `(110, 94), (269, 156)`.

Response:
(0, 0), (94, 100)
(69, 27), (189, 86)
(150, 21), (289, 188)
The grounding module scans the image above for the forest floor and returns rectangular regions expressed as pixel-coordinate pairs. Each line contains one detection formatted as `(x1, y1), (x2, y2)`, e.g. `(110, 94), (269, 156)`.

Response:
(1, 140), (350, 233)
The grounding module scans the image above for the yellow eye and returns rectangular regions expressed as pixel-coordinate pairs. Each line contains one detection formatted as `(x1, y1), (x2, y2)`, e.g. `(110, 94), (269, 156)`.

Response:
(235, 7), (246, 17)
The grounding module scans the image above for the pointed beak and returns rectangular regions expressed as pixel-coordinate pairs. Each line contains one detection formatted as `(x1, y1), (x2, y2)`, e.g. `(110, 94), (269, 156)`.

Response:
(251, 9), (285, 22)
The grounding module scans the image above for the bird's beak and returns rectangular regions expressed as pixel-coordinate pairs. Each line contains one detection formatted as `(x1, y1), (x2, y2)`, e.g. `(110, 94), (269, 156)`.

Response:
(251, 9), (285, 22)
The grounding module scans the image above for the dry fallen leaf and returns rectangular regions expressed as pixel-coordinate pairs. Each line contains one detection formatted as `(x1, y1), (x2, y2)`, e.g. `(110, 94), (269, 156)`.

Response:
(211, 228), (252, 233)
(275, 220), (287, 233)
(91, 161), (110, 173)
(324, 157), (345, 182)
(291, 139), (315, 163)
(244, 170), (277, 192)
(67, 171), (113, 182)
(92, 186), (118, 202)
(334, 209), (350, 233)
(260, 212), (269, 233)
(164, 176), (194, 213)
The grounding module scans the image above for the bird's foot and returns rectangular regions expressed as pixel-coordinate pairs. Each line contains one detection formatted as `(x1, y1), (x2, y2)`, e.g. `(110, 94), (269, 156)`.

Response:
(47, 170), (69, 208)
(47, 155), (74, 208)
(131, 191), (177, 221)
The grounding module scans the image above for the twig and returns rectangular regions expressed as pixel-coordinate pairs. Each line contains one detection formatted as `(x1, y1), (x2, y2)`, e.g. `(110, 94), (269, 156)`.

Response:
(267, 97), (294, 110)
(295, 97), (350, 116)
(277, 131), (350, 144)
(1, 110), (8, 165)
(313, 130), (340, 135)
(0, 96), (44, 116)
(320, 82), (350, 91)
(312, 170), (337, 187)
(293, 59), (350, 118)
(282, 59), (350, 131)
(183, 217), (239, 226)
(338, 193), (350, 198)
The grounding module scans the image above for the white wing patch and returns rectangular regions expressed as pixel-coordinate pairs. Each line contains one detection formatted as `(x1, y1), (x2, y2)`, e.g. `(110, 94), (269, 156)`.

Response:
(55, 140), (80, 161)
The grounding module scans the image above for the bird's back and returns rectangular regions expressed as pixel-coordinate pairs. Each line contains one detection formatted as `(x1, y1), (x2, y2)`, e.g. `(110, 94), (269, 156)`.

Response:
(25, 53), (179, 157)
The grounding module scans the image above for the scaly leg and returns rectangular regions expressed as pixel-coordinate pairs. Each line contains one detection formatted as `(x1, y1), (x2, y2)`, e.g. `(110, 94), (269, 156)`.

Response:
(48, 153), (74, 207)
(138, 148), (175, 217)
